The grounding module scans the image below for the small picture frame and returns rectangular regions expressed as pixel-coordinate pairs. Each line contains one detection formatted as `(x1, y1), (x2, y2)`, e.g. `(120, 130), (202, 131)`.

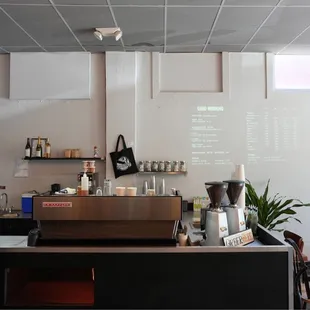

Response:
(30, 137), (48, 158)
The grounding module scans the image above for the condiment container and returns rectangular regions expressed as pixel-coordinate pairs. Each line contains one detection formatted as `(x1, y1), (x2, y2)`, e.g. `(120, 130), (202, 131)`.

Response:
(173, 161), (180, 172)
(159, 161), (165, 172)
(152, 161), (159, 172)
(138, 161), (144, 172)
(145, 161), (152, 172)
(81, 172), (89, 196)
(165, 161), (172, 172)
(115, 187), (126, 196)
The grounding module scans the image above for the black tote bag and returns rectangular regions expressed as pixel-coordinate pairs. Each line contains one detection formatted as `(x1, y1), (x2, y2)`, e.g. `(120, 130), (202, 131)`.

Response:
(110, 134), (139, 179)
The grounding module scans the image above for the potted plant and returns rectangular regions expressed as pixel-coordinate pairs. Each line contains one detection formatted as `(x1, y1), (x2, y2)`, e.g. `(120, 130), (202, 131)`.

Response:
(245, 179), (310, 232)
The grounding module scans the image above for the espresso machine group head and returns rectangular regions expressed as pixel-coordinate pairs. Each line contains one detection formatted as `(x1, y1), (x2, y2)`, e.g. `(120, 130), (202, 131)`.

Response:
(204, 182), (229, 246)
(223, 180), (246, 235)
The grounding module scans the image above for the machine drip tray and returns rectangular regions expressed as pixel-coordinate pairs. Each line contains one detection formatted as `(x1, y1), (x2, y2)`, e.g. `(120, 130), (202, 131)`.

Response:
(32, 238), (177, 247)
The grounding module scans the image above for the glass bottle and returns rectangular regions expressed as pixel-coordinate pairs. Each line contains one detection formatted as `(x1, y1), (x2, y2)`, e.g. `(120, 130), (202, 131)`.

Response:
(25, 138), (31, 159)
(45, 138), (51, 158)
(36, 137), (42, 158)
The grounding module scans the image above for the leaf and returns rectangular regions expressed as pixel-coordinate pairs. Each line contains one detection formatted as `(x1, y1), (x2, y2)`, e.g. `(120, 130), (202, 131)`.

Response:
(245, 179), (310, 230)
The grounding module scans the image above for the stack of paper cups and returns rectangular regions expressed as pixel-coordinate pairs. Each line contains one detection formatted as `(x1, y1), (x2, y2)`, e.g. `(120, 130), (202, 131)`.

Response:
(232, 164), (246, 211)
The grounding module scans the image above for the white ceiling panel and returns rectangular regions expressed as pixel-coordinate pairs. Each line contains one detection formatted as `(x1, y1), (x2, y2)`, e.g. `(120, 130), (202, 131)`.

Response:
(113, 7), (164, 46)
(225, 0), (279, 5)
(167, 7), (218, 45)
(211, 7), (274, 44)
(167, 0), (221, 5)
(279, 45), (310, 54)
(243, 44), (285, 53)
(166, 45), (204, 52)
(205, 44), (243, 52)
(251, 7), (310, 44)
(280, 0), (310, 6)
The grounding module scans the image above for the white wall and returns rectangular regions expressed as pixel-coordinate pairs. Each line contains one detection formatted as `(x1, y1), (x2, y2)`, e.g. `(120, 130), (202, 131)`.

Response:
(105, 51), (310, 256)
(0, 54), (106, 209)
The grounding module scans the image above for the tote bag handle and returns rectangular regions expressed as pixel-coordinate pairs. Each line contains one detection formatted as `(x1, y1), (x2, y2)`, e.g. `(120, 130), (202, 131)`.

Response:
(115, 134), (127, 152)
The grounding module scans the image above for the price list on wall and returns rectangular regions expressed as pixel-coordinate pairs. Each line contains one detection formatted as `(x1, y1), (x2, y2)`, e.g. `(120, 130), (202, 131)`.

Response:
(191, 106), (231, 166)
(246, 107), (298, 165)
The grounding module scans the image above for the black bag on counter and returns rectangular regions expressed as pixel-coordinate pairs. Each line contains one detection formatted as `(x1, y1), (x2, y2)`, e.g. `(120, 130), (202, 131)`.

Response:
(110, 134), (139, 179)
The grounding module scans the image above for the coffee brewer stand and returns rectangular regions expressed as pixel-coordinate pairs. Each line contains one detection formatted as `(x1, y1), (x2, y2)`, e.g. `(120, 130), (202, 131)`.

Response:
(223, 180), (246, 235)
(204, 182), (229, 246)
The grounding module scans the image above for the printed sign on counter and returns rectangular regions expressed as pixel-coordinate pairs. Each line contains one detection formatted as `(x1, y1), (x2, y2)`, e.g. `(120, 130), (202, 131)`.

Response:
(42, 202), (72, 208)
(223, 229), (254, 247)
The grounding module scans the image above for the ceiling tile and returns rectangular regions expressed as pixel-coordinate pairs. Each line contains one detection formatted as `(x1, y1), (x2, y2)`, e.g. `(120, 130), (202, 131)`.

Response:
(2, 5), (79, 46)
(54, 0), (107, 4)
(111, 0), (164, 4)
(280, 0), (310, 6)
(126, 46), (163, 52)
(279, 45), (310, 54)
(225, 0), (279, 5)
(166, 45), (204, 52)
(205, 44), (243, 52)
(84, 45), (123, 52)
(211, 7), (274, 45)
(0, 0), (49, 3)
(251, 7), (310, 44)
(166, 7), (218, 45)
(57, 5), (117, 46)
(0, 9), (36, 46)
(44, 46), (84, 51)
(287, 27), (310, 45)
(3, 46), (43, 52)
(243, 44), (285, 53)
(167, 0), (221, 5)
(113, 7), (164, 46)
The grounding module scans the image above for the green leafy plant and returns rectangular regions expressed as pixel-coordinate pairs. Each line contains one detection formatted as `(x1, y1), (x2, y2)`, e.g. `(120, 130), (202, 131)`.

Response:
(245, 179), (310, 232)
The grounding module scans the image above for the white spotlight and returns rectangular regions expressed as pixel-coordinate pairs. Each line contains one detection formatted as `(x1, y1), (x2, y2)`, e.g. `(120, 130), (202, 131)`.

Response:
(94, 30), (103, 41)
(114, 29), (123, 41)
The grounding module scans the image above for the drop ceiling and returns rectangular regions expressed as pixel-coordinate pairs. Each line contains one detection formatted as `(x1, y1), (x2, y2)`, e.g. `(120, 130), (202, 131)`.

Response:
(0, 0), (310, 54)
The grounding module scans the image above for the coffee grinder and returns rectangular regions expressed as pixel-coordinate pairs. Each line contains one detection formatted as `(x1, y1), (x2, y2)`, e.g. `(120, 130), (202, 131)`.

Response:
(204, 182), (229, 246)
(223, 180), (246, 235)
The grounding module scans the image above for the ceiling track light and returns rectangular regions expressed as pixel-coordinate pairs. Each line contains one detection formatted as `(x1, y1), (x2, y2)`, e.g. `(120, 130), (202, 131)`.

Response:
(94, 27), (123, 42)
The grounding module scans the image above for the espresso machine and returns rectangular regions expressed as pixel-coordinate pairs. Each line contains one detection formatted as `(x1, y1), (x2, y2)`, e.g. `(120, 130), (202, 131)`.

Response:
(204, 182), (229, 246)
(223, 180), (246, 235)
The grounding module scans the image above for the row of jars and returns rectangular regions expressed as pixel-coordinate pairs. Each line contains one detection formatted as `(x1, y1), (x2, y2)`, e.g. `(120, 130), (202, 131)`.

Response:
(138, 160), (187, 172)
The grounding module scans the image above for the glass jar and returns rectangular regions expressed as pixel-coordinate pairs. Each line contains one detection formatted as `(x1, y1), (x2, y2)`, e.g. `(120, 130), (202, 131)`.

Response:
(159, 161), (165, 172)
(180, 160), (187, 172)
(152, 161), (159, 172)
(145, 161), (152, 172)
(138, 161), (144, 172)
(173, 161), (180, 172)
(165, 161), (172, 172)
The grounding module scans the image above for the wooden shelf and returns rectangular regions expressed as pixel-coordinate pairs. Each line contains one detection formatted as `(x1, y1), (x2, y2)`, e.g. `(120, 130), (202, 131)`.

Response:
(24, 157), (106, 162)
(137, 171), (187, 175)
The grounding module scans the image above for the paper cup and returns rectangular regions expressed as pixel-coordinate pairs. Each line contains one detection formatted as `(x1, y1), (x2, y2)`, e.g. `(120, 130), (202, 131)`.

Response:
(127, 187), (137, 196)
(115, 187), (126, 196)
(147, 189), (155, 196)
(178, 233), (188, 246)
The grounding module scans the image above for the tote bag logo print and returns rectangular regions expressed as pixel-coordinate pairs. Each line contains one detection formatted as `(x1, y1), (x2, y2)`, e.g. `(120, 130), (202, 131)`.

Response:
(117, 156), (132, 171)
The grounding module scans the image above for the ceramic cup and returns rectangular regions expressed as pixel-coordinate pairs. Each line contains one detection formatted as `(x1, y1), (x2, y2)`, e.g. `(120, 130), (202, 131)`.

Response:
(127, 187), (137, 196)
(115, 187), (126, 196)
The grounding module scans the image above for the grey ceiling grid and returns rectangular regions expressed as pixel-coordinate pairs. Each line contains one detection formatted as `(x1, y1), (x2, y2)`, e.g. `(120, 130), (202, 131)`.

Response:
(0, 0), (310, 54)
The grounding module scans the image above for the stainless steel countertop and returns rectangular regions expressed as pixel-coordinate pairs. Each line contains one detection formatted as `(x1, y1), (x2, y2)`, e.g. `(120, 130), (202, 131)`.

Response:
(0, 212), (289, 253)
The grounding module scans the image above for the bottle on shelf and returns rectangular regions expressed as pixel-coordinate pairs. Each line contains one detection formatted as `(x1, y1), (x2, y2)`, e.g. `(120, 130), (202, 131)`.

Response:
(36, 137), (42, 158)
(94, 146), (99, 158)
(25, 138), (31, 159)
(45, 138), (51, 158)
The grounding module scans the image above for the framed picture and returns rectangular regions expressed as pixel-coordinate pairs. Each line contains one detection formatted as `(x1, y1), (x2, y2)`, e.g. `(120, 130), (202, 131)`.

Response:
(30, 137), (48, 158)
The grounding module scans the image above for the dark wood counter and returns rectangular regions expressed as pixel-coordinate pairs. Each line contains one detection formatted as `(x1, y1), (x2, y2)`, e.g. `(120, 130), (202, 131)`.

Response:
(0, 213), (293, 309)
